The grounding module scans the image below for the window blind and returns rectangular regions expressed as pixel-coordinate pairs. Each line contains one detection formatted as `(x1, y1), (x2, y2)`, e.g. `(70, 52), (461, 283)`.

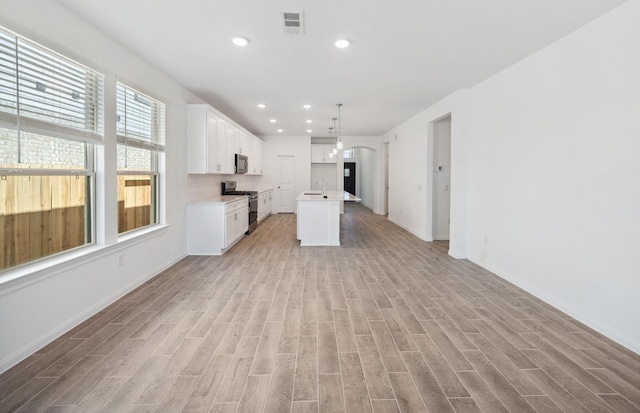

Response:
(0, 26), (104, 143)
(116, 83), (165, 152)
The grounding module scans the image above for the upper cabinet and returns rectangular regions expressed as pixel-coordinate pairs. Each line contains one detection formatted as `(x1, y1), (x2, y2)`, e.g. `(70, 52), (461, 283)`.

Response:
(246, 137), (264, 175)
(188, 104), (263, 175)
(311, 144), (336, 164)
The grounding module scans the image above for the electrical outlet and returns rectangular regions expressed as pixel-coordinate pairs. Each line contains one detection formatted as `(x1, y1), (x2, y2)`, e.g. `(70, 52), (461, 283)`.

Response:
(484, 236), (489, 245)
(118, 254), (125, 267)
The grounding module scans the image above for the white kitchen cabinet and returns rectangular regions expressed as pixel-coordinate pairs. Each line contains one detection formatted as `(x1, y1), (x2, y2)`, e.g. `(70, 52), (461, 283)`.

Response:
(257, 189), (273, 222)
(225, 199), (249, 247)
(187, 196), (248, 255)
(188, 104), (264, 175)
(188, 105), (222, 173)
(311, 144), (336, 163)
(235, 130), (251, 155)
(187, 105), (235, 174)
(220, 121), (237, 172)
(247, 137), (264, 175)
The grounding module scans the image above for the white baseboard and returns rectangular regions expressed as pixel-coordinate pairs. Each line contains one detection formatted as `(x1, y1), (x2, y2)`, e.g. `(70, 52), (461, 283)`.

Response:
(387, 217), (430, 241)
(0, 253), (187, 374)
(468, 257), (640, 355)
(448, 249), (466, 259)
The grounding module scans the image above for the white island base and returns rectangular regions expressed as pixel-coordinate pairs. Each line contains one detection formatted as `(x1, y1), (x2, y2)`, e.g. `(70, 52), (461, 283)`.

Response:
(296, 191), (342, 246)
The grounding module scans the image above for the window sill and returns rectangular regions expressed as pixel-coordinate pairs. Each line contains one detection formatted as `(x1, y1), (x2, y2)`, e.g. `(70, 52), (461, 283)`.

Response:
(0, 224), (169, 297)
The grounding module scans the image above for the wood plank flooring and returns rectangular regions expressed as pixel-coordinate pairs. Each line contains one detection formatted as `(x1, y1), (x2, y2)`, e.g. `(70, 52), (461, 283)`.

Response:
(1, 203), (639, 413)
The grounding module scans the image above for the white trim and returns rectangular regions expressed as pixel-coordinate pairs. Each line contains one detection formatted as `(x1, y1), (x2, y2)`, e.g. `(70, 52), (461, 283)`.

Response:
(0, 250), (185, 374)
(0, 224), (168, 297)
(387, 217), (431, 242)
(448, 249), (466, 259)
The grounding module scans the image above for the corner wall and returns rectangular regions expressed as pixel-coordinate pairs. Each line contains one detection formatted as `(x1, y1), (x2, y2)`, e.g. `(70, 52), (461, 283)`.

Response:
(465, 0), (640, 352)
(384, 0), (640, 352)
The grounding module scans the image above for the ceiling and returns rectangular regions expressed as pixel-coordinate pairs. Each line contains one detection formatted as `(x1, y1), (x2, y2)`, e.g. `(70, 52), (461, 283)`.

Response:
(56, 0), (627, 137)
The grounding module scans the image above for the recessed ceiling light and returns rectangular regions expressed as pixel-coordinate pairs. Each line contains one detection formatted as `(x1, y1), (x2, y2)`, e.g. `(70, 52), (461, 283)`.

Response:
(306, 120), (312, 124)
(257, 103), (266, 109)
(232, 37), (249, 47)
(270, 119), (276, 123)
(334, 39), (350, 48)
(307, 129), (312, 133)
(277, 129), (283, 133)
(303, 104), (311, 109)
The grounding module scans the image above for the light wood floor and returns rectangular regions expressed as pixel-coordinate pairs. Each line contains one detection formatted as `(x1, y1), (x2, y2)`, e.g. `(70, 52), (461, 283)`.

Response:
(1, 203), (639, 413)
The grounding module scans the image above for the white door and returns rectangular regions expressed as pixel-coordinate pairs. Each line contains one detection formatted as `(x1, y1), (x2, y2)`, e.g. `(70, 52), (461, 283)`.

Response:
(276, 155), (295, 213)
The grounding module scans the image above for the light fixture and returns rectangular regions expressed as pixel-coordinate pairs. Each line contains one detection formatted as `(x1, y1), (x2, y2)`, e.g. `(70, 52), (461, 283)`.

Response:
(270, 119), (276, 123)
(232, 37), (249, 47)
(303, 104), (311, 109)
(257, 103), (266, 109)
(332, 147), (338, 155)
(334, 39), (350, 48)
(307, 129), (312, 133)
(306, 120), (312, 124)
(277, 129), (283, 133)
(328, 126), (335, 157)
(336, 103), (344, 149)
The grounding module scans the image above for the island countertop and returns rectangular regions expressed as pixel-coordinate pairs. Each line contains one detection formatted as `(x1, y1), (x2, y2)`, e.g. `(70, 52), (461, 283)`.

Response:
(296, 190), (344, 201)
(296, 191), (342, 246)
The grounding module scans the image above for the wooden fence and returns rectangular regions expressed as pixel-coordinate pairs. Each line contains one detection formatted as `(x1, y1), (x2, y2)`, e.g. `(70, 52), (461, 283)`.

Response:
(117, 175), (153, 234)
(1, 169), (152, 271)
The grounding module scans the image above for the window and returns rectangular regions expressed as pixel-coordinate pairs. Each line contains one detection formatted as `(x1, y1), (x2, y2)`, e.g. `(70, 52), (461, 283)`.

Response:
(116, 83), (164, 234)
(344, 148), (355, 159)
(0, 26), (103, 271)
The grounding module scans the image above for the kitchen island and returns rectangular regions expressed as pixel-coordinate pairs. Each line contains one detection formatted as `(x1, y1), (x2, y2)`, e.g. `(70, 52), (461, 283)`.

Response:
(296, 190), (343, 246)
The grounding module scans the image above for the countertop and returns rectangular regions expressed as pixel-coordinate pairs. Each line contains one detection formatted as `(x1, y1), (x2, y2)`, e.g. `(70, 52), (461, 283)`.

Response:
(296, 191), (362, 202)
(189, 195), (248, 204)
(296, 190), (344, 201)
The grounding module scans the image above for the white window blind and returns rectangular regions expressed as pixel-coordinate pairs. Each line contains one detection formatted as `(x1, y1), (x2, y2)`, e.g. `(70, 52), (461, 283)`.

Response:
(116, 83), (165, 152)
(0, 26), (104, 143)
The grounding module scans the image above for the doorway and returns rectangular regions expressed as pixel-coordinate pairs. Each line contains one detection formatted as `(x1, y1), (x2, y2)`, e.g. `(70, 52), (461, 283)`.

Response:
(383, 142), (389, 216)
(432, 116), (451, 240)
(276, 155), (295, 213)
(344, 162), (356, 195)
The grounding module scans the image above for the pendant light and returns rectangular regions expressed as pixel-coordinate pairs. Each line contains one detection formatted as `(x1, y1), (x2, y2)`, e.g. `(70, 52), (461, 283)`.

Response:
(328, 126), (334, 158)
(331, 117), (338, 155)
(336, 103), (344, 150)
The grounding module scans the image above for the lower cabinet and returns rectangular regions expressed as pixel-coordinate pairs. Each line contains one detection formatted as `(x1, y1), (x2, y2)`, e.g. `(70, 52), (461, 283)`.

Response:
(188, 197), (248, 255)
(225, 202), (249, 247)
(258, 190), (273, 223)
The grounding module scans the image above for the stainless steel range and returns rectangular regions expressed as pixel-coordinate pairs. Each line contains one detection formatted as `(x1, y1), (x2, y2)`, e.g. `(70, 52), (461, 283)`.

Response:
(221, 181), (258, 233)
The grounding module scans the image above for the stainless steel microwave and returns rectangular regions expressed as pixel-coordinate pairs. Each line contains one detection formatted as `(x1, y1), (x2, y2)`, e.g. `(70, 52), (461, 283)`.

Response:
(235, 154), (248, 174)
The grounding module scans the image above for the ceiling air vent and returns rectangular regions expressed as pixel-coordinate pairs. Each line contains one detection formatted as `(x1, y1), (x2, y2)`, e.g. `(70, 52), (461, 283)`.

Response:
(281, 11), (304, 35)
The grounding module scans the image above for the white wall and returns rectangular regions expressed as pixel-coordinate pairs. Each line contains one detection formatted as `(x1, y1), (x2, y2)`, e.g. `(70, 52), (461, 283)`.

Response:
(356, 148), (376, 211)
(384, 1), (640, 352)
(0, 0), (200, 373)
(384, 90), (469, 256)
(260, 135), (311, 212)
(187, 173), (266, 202)
(465, 0), (640, 353)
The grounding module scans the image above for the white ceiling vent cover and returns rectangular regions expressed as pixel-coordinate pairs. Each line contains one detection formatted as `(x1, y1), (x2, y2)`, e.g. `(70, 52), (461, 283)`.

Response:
(281, 11), (304, 35)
